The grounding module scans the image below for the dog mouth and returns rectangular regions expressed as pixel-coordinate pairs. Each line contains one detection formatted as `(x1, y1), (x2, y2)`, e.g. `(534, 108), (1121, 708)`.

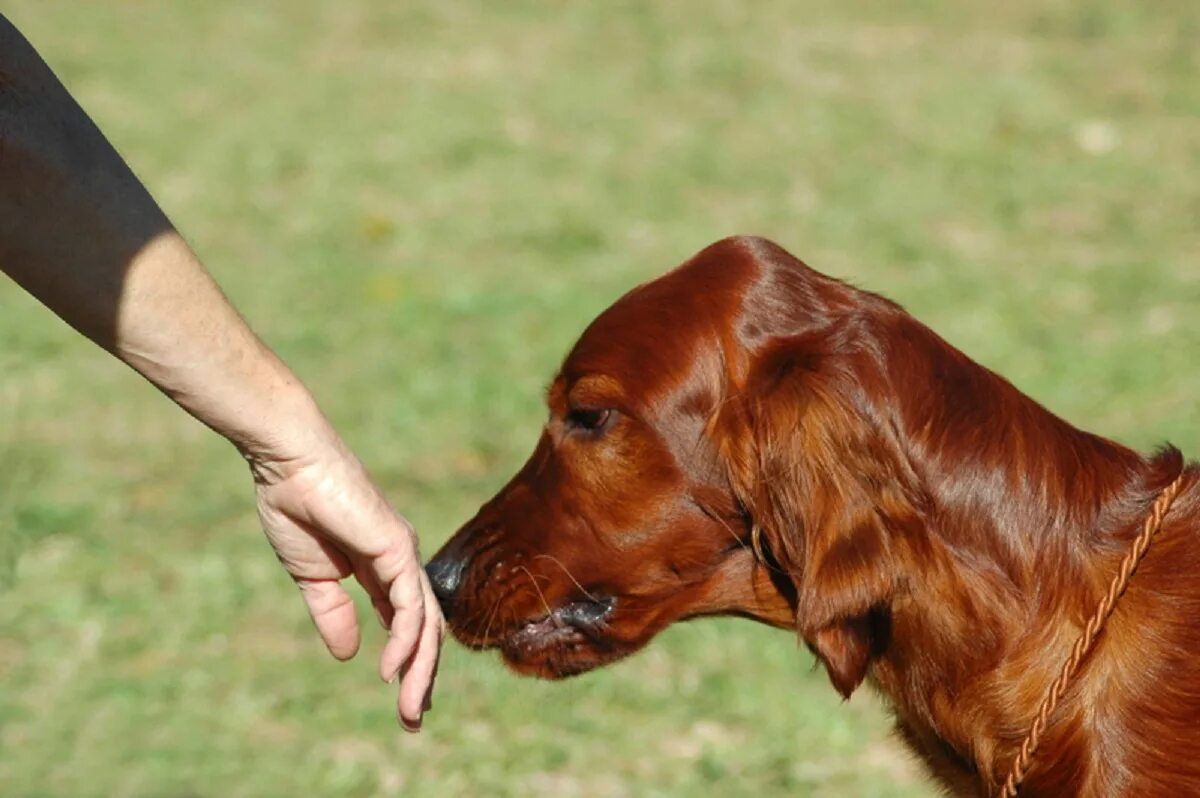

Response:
(499, 597), (617, 665)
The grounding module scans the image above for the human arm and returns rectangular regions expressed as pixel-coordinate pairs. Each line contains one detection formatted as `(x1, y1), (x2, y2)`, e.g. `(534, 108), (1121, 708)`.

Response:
(0, 13), (441, 729)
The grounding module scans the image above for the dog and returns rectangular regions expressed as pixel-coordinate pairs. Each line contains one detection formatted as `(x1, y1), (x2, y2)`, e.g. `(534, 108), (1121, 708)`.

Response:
(427, 236), (1199, 796)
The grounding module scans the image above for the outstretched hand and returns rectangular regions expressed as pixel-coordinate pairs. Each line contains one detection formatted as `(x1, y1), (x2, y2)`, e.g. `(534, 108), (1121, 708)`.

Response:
(248, 435), (443, 731)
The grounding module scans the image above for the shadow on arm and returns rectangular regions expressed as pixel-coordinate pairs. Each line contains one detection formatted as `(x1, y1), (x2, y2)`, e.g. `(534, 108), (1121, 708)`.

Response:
(0, 11), (172, 352)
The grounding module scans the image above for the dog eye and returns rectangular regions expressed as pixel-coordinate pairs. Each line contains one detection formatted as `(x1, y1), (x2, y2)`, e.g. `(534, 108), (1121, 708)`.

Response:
(567, 407), (613, 433)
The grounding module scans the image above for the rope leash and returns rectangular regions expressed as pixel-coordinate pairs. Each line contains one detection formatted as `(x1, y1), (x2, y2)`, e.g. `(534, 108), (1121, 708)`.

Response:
(997, 473), (1187, 797)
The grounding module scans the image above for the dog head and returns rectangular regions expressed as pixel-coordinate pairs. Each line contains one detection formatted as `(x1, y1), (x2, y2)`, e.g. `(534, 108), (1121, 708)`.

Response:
(428, 237), (920, 692)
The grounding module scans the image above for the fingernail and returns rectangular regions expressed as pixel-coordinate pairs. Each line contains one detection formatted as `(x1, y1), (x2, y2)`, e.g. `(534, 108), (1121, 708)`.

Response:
(400, 715), (422, 733)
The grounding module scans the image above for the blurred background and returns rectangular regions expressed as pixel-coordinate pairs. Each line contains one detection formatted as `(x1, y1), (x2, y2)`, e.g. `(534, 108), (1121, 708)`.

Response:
(1, 2), (1196, 796)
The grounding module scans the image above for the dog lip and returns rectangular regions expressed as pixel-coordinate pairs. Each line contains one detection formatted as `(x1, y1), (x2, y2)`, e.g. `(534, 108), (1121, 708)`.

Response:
(521, 596), (616, 634)
(555, 596), (616, 627)
(503, 596), (617, 651)
(505, 616), (580, 653)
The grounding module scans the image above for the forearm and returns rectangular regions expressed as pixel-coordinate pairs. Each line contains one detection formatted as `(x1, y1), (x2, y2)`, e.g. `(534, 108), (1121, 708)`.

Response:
(95, 232), (330, 461)
(0, 13), (324, 459)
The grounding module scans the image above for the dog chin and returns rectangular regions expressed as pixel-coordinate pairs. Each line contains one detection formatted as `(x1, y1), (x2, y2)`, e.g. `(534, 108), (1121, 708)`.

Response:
(499, 639), (632, 679)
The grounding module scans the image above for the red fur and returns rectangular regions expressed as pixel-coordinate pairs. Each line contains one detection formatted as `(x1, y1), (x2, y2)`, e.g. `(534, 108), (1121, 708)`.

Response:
(431, 236), (1198, 796)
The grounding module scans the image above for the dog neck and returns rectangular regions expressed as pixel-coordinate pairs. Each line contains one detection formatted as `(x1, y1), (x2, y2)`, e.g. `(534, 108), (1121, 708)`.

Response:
(865, 312), (1183, 791)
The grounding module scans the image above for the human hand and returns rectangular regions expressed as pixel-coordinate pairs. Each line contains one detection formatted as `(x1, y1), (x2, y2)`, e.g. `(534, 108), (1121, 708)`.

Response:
(247, 433), (443, 731)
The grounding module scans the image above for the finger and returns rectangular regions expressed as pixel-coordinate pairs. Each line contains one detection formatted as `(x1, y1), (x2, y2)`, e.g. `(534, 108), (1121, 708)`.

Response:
(372, 537), (427, 684)
(424, 648), (441, 713)
(353, 559), (394, 632)
(296, 577), (361, 661)
(398, 573), (444, 730)
(377, 561), (426, 684)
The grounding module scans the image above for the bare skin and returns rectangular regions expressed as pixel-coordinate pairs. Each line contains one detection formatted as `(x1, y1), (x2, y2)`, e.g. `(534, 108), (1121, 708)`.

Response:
(0, 13), (442, 730)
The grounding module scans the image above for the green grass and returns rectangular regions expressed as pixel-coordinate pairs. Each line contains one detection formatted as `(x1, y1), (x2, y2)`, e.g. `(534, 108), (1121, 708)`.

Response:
(1, 2), (1198, 795)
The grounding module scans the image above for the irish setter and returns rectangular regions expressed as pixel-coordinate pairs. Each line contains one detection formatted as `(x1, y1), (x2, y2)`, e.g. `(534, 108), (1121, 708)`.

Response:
(427, 236), (1198, 796)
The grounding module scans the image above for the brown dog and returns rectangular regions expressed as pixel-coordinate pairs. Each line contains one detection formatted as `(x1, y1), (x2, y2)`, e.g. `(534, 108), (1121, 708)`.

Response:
(427, 237), (1199, 796)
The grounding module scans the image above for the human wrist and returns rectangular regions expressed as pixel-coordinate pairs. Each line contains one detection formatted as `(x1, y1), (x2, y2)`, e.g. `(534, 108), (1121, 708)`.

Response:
(230, 377), (342, 476)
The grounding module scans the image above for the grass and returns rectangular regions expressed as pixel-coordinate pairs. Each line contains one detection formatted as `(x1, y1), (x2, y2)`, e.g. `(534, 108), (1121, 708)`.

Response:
(1, 1), (1197, 795)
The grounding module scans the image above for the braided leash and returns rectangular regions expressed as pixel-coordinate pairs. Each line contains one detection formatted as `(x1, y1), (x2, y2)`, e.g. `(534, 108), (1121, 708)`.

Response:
(997, 473), (1187, 797)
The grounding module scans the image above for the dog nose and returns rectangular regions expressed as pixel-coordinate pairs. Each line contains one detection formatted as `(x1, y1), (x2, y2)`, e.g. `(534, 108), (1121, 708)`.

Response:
(425, 554), (467, 604)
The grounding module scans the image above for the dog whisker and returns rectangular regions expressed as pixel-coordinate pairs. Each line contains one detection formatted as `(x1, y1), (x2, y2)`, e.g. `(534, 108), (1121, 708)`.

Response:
(531, 554), (601, 602)
(516, 565), (556, 622)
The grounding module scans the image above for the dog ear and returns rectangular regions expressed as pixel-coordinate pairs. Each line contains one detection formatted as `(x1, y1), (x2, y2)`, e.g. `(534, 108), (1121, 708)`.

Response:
(717, 336), (922, 698)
